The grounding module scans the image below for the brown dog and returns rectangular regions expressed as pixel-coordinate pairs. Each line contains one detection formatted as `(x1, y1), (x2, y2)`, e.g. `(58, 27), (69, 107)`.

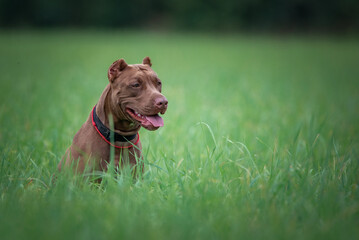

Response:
(58, 57), (168, 174)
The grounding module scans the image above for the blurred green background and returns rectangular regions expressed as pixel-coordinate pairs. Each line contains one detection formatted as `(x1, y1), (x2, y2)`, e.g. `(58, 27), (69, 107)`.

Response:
(1, 0), (359, 32)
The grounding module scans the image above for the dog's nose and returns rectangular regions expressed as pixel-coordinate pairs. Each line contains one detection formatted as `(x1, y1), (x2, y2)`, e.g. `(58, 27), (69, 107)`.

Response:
(155, 97), (168, 109)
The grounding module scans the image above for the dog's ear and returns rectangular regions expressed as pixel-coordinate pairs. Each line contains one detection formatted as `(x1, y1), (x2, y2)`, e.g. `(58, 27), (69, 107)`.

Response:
(108, 59), (128, 82)
(142, 57), (152, 67)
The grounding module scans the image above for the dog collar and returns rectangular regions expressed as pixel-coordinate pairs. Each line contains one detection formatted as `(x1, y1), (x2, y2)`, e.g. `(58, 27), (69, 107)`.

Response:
(91, 105), (139, 149)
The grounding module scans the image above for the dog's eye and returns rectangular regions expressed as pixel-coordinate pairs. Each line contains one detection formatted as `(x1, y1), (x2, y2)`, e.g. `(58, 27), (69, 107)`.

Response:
(157, 81), (162, 86)
(131, 83), (140, 88)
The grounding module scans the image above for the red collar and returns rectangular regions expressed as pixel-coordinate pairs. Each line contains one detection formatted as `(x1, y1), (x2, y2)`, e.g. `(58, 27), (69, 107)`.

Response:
(91, 106), (140, 149)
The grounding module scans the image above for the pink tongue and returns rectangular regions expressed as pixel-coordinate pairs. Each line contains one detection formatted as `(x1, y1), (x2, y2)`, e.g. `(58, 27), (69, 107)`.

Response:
(144, 115), (164, 127)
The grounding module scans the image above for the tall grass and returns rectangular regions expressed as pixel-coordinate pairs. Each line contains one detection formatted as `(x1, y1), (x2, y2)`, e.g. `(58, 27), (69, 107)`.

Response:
(0, 30), (358, 240)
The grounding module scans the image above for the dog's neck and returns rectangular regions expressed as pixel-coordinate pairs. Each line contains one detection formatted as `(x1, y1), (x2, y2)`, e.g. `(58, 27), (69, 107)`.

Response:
(95, 84), (140, 136)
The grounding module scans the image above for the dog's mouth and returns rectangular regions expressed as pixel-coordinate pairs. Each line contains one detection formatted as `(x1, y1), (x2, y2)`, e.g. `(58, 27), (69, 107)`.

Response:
(126, 108), (164, 131)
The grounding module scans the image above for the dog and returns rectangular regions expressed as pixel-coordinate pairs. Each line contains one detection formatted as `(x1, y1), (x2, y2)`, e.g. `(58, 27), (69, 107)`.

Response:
(58, 57), (168, 174)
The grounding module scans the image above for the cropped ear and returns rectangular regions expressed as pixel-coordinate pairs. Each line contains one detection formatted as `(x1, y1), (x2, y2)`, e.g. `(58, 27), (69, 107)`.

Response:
(108, 59), (128, 83)
(142, 56), (152, 67)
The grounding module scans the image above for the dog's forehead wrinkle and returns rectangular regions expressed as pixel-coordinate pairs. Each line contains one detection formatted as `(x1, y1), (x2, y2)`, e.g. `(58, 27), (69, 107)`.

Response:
(133, 64), (150, 71)
(132, 64), (157, 76)
(138, 65), (148, 71)
(133, 70), (157, 83)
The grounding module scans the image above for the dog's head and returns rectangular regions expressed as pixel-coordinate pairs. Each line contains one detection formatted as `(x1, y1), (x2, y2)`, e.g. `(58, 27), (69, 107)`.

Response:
(107, 57), (168, 131)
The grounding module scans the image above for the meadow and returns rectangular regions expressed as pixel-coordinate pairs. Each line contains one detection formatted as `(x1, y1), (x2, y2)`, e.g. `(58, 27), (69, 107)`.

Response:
(0, 30), (358, 240)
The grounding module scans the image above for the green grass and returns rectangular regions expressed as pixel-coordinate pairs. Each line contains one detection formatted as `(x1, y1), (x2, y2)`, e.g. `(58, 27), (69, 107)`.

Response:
(0, 30), (358, 240)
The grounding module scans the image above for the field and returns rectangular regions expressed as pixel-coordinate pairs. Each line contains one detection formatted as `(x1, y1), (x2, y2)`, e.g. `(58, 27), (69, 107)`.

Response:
(0, 30), (358, 240)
